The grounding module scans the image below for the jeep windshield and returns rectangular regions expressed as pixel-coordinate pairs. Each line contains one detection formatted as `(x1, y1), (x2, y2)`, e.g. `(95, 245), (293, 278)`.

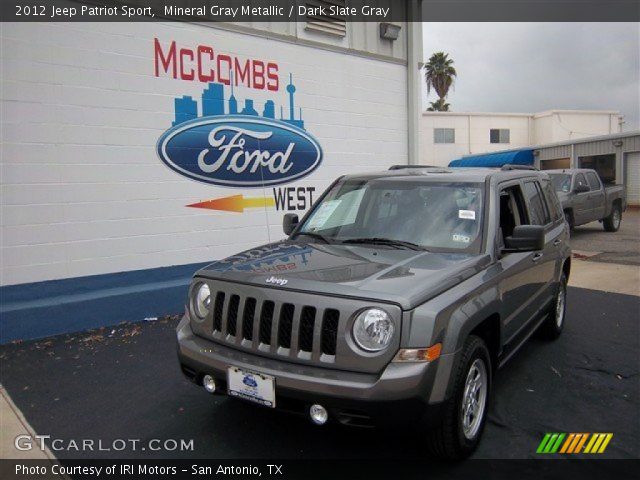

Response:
(294, 178), (484, 253)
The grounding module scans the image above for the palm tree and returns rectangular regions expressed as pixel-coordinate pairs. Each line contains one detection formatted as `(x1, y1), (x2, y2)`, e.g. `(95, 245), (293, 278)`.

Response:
(424, 52), (457, 111)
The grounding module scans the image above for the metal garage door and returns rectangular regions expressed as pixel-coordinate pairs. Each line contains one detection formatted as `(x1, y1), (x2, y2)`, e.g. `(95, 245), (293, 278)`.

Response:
(541, 158), (570, 170)
(625, 151), (640, 206)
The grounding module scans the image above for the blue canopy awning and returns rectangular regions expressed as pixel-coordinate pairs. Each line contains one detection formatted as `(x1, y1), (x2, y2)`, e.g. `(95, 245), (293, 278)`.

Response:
(448, 149), (534, 168)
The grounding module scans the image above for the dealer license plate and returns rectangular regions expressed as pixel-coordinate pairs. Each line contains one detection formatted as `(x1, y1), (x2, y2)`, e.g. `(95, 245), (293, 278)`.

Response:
(227, 366), (276, 408)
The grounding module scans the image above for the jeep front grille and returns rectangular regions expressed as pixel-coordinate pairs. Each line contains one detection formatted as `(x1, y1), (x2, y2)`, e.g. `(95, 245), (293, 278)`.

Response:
(210, 289), (340, 360)
(193, 278), (402, 373)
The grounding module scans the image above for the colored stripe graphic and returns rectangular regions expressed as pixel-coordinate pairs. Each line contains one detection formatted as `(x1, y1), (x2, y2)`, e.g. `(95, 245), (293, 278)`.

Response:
(187, 195), (276, 213)
(574, 433), (589, 453)
(538, 433), (613, 454)
(537, 433), (552, 453)
(550, 433), (566, 453)
(559, 433), (575, 453)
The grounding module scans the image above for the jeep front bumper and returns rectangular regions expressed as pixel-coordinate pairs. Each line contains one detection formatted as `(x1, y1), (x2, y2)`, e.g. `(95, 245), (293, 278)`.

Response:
(176, 314), (454, 427)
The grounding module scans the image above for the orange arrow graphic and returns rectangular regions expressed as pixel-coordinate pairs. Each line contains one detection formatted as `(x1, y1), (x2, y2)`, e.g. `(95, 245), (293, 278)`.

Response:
(186, 195), (276, 213)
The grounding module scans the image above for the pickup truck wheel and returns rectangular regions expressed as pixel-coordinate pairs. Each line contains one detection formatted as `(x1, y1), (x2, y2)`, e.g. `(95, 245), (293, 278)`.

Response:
(603, 204), (622, 232)
(426, 335), (491, 460)
(539, 272), (567, 340)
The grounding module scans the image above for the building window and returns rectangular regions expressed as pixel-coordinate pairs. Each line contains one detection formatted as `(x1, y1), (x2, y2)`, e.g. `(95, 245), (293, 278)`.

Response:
(490, 129), (510, 144)
(305, 0), (347, 37)
(434, 128), (455, 144)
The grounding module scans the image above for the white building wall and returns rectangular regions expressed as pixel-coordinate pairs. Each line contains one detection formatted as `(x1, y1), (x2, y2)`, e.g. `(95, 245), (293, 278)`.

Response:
(533, 111), (622, 143)
(421, 113), (531, 167)
(422, 110), (624, 167)
(0, 22), (408, 286)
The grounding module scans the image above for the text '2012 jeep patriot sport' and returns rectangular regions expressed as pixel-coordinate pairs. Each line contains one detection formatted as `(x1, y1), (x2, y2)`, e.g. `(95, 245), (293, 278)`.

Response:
(177, 166), (571, 459)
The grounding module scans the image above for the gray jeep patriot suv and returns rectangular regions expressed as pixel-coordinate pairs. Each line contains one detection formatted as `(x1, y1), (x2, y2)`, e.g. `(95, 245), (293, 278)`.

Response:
(177, 165), (571, 459)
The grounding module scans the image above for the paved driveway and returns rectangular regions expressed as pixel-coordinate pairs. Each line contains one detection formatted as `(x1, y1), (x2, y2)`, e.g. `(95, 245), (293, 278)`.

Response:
(570, 208), (640, 265)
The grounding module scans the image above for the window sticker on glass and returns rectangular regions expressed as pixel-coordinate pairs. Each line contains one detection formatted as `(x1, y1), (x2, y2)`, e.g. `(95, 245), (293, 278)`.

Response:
(307, 200), (341, 230)
(453, 233), (471, 243)
(458, 210), (476, 220)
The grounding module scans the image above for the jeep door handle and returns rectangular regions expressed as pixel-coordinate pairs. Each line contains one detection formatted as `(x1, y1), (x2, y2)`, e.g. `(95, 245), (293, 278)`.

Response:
(553, 239), (561, 246)
(532, 253), (544, 262)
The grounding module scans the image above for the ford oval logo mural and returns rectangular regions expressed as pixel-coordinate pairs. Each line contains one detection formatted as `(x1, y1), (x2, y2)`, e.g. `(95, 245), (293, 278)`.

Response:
(157, 116), (322, 187)
(156, 75), (323, 187)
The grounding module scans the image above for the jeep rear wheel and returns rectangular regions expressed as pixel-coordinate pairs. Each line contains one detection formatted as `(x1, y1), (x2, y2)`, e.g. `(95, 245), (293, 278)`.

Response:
(539, 272), (567, 340)
(426, 335), (491, 460)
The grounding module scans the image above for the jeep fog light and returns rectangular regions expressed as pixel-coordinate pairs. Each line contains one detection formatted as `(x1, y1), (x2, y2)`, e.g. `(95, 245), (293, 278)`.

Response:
(352, 308), (394, 352)
(192, 283), (211, 319)
(202, 374), (216, 393)
(393, 343), (442, 362)
(309, 404), (328, 425)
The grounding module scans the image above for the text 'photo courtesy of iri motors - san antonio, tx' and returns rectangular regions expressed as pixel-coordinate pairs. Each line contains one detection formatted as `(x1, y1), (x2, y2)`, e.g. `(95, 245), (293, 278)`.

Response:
(154, 38), (323, 216)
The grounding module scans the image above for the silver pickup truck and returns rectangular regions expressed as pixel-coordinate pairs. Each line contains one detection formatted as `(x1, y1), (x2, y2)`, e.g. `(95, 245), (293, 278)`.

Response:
(547, 168), (626, 231)
(176, 166), (571, 459)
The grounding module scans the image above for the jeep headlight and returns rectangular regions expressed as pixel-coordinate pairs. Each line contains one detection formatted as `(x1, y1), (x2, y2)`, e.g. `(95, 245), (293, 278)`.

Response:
(192, 282), (211, 319)
(352, 308), (394, 352)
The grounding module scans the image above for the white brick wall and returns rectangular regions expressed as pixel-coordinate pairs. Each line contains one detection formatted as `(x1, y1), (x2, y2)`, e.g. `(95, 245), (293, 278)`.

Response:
(0, 22), (408, 286)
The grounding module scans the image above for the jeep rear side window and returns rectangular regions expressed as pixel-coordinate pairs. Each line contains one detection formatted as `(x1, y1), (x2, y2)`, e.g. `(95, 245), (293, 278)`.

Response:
(523, 181), (551, 226)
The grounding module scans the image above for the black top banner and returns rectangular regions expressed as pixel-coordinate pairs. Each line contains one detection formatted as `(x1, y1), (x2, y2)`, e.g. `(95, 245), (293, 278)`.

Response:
(1, 0), (639, 22)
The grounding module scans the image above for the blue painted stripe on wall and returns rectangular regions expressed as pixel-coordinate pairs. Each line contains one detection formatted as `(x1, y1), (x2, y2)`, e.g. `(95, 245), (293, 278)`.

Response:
(0, 262), (209, 344)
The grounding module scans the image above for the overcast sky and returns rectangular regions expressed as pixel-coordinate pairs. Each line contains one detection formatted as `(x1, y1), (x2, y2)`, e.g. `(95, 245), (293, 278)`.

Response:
(422, 23), (640, 130)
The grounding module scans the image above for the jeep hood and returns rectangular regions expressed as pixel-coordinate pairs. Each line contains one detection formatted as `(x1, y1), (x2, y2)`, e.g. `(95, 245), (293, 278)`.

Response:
(196, 241), (490, 310)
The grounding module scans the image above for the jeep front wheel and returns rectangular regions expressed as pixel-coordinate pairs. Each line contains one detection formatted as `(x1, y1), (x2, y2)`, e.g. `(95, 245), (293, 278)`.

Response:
(426, 335), (491, 460)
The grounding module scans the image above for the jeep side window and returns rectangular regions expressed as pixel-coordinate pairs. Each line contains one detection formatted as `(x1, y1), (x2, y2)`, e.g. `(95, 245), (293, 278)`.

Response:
(523, 181), (551, 226)
(498, 185), (527, 244)
(574, 173), (589, 192)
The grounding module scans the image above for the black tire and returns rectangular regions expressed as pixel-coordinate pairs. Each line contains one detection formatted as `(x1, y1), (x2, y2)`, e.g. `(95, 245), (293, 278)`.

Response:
(603, 204), (622, 232)
(564, 210), (574, 231)
(539, 272), (567, 340)
(426, 336), (491, 460)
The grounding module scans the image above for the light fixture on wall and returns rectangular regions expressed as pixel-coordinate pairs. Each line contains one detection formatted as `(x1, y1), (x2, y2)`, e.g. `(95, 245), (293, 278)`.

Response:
(612, 140), (624, 147)
(379, 22), (401, 40)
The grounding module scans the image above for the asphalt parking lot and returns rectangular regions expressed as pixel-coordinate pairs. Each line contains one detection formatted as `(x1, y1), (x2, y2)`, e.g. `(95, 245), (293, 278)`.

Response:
(1, 285), (638, 460)
(570, 208), (640, 266)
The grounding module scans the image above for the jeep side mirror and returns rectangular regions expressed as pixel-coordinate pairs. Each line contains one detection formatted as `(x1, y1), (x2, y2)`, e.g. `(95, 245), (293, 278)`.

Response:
(574, 183), (589, 193)
(283, 213), (299, 236)
(503, 225), (545, 252)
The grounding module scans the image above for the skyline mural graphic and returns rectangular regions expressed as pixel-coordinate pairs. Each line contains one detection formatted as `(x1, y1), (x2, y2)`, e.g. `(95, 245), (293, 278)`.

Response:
(172, 73), (305, 131)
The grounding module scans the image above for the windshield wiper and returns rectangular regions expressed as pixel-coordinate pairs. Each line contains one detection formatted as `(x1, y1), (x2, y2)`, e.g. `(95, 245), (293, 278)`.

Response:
(341, 237), (427, 251)
(292, 231), (331, 244)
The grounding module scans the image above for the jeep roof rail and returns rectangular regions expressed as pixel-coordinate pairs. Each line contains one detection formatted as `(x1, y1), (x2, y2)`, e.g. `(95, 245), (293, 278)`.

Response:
(389, 164), (439, 170)
(500, 164), (539, 171)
